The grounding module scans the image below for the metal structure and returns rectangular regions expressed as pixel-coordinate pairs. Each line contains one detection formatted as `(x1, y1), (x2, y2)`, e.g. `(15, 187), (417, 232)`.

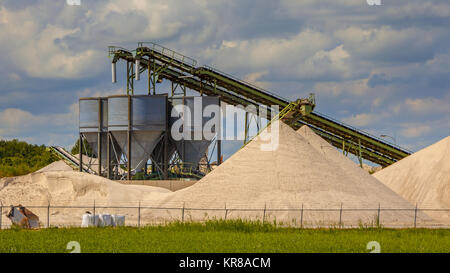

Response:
(79, 97), (109, 175)
(77, 95), (221, 180)
(170, 96), (220, 173)
(107, 94), (168, 180)
(1, 202), (448, 229)
(242, 98), (316, 148)
(108, 42), (412, 167)
(50, 146), (95, 174)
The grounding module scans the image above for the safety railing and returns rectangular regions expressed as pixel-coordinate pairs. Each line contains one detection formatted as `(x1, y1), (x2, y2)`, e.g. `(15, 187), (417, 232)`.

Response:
(202, 65), (289, 103)
(311, 111), (413, 154)
(137, 42), (197, 68)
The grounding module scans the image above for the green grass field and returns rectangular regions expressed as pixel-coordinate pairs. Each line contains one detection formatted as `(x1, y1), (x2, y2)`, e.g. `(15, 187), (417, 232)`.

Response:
(0, 220), (448, 253)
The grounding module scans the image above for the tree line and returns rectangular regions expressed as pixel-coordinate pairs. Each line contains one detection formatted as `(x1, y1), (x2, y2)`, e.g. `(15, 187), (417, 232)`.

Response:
(0, 139), (59, 177)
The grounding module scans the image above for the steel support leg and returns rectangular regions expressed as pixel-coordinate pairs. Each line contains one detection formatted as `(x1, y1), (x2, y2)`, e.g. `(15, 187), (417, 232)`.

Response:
(98, 132), (102, 176)
(79, 134), (83, 172)
(127, 95), (132, 181)
(98, 98), (102, 176)
(163, 97), (169, 179)
(217, 139), (222, 166)
(106, 132), (111, 179)
(244, 111), (249, 145)
(217, 99), (222, 166)
(358, 139), (363, 168)
(163, 132), (168, 180)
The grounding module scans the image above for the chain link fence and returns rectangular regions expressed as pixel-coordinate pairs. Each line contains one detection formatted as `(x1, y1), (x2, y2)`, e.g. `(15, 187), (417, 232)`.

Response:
(0, 201), (449, 229)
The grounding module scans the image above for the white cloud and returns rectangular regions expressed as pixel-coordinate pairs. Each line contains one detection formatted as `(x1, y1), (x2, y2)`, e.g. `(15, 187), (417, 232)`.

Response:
(76, 87), (124, 99)
(334, 26), (438, 63)
(342, 113), (378, 127)
(0, 107), (77, 145)
(203, 30), (354, 81)
(243, 71), (271, 90)
(404, 97), (450, 114)
(0, 7), (102, 78)
(314, 78), (369, 96)
(400, 125), (432, 138)
(0, 0), (208, 79)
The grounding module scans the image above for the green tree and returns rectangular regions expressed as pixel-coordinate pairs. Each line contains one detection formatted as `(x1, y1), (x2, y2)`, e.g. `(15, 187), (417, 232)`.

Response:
(70, 138), (96, 158)
(0, 139), (59, 178)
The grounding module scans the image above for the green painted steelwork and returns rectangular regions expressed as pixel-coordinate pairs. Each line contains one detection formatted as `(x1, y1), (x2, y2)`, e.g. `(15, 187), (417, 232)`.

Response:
(306, 127), (396, 166)
(241, 100), (304, 150)
(195, 68), (288, 107)
(108, 43), (411, 167)
(300, 113), (409, 160)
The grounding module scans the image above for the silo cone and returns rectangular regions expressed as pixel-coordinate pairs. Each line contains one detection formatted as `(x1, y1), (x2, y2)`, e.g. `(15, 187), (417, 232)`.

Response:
(111, 131), (162, 172)
(82, 133), (122, 172)
(175, 140), (211, 171)
(108, 95), (167, 175)
(151, 136), (176, 172)
(170, 96), (220, 171)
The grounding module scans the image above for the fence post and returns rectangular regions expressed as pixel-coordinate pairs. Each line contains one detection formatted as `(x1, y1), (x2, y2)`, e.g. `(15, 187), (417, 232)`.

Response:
(0, 201), (2, 230)
(47, 201), (50, 228)
(93, 200), (96, 226)
(181, 202), (185, 222)
(300, 203), (304, 228)
(263, 203), (266, 224)
(138, 201), (141, 228)
(414, 203), (418, 228)
(224, 203), (228, 221)
(339, 203), (343, 228)
(377, 203), (381, 226)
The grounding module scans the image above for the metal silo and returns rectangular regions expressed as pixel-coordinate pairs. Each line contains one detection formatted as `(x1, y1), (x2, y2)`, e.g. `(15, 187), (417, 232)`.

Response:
(79, 97), (111, 175)
(170, 96), (220, 173)
(107, 94), (168, 180)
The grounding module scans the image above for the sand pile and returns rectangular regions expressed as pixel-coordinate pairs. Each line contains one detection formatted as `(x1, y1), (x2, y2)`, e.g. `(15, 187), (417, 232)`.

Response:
(0, 171), (170, 226)
(297, 126), (393, 192)
(159, 122), (426, 226)
(35, 160), (74, 172)
(374, 136), (450, 222)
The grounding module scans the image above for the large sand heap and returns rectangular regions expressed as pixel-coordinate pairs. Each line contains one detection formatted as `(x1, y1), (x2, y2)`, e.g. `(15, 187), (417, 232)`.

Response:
(374, 136), (450, 222)
(0, 171), (169, 205)
(0, 171), (170, 226)
(35, 160), (74, 173)
(160, 122), (426, 226)
(297, 126), (393, 193)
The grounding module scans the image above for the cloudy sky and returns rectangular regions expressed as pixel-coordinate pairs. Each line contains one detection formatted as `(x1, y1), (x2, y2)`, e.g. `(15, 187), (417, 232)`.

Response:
(0, 0), (449, 160)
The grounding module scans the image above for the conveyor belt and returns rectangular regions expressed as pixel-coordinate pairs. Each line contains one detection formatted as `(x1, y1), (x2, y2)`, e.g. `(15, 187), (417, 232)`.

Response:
(50, 146), (95, 174)
(109, 43), (412, 166)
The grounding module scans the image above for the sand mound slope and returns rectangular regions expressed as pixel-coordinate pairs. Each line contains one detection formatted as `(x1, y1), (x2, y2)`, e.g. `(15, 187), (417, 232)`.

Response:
(160, 123), (423, 226)
(0, 171), (170, 206)
(296, 126), (406, 201)
(374, 136), (450, 222)
(35, 160), (74, 172)
(0, 171), (171, 226)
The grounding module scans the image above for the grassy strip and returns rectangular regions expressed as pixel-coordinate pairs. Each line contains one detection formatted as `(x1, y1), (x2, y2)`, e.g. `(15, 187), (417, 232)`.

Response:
(0, 220), (448, 253)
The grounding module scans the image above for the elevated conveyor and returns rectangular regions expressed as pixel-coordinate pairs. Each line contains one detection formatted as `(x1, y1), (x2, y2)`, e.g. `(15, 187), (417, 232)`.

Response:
(50, 146), (96, 174)
(109, 43), (412, 167)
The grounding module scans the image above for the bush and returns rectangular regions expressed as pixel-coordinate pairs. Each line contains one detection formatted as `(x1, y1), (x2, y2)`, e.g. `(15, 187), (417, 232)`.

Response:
(0, 139), (59, 177)
(70, 138), (95, 157)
